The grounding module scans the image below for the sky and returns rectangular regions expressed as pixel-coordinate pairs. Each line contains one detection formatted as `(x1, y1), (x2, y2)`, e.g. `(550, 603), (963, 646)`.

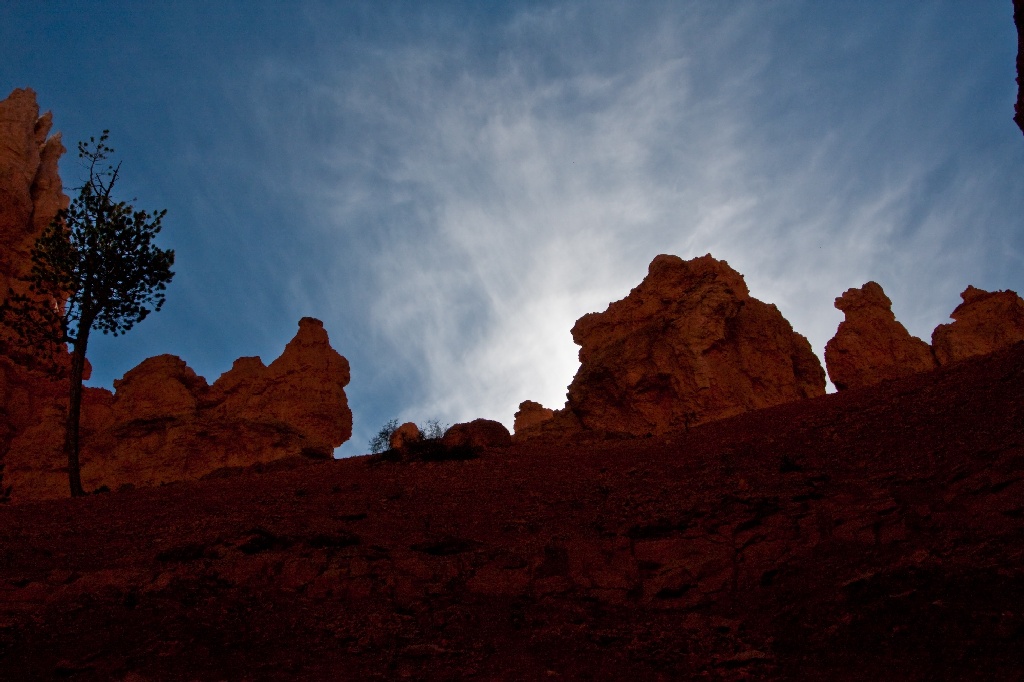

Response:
(2, 1), (1022, 456)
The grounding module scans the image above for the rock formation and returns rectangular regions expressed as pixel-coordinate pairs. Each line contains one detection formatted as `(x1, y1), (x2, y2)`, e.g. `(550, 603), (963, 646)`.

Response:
(824, 282), (1024, 390)
(442, 419), (512, 450)
(0, 88), (69, 498)
(931, 285), (1024, 365)
(0, 88), (67, 304)
(512, 400), (554, 435)
(562, 254), (825, 437)
(389, 422), (422, 450)
(3, 318), (352, 501)
(824, 281), (936, 390)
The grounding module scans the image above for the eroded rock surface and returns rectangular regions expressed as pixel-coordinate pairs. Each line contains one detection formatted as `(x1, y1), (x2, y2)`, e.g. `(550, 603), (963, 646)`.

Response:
(4, 318), (352, 501)
(564, 254), (825, 436)
(931, 286), (1024, 365)
(0, 88), (67, 302)
(824, 281), (936, 390)
(512, 400), (554, 436)
(0, 88), (69, 498)
(442, 419), (512, 450)
(389, 422), (422, 450)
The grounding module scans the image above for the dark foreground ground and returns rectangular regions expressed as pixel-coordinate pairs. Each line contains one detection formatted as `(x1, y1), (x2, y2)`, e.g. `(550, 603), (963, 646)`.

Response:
(1, 345), (1023, 680)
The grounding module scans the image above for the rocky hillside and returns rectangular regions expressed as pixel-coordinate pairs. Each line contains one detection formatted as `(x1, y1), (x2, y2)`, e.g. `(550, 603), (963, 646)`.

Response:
(0, 341), (1021, 680)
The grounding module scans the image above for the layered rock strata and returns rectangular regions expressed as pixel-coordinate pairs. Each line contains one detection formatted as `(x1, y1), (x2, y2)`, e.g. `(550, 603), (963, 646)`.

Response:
(824, 282), (936, 390)
(539, 254), (826, 438)
(4, 318), (352, 501)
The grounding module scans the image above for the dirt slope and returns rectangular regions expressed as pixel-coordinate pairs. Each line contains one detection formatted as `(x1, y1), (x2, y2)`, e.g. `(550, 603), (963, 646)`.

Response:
(1, 344), (1022, 680)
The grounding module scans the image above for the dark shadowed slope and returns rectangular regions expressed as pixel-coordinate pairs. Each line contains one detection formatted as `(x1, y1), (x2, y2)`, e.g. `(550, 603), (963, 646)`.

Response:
(1, 343), (1022, 680)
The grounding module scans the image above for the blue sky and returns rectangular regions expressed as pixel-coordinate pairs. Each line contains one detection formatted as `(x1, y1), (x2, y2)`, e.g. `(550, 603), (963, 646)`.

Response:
(3, 2), (1022, 455)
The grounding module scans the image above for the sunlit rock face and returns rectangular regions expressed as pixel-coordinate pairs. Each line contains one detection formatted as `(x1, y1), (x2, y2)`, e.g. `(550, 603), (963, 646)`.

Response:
(931, 286), (1024, 366)
(564, 254), (825, 437)
(4, 318), (352, 501)
(824, 282), (936, 391)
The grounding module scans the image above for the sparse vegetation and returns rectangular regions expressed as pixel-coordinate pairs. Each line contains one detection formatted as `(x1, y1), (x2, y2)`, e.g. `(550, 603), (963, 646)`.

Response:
(367, 417), (477, 463)
(421, 418), (449, 441)
(368, 418), (399, 454)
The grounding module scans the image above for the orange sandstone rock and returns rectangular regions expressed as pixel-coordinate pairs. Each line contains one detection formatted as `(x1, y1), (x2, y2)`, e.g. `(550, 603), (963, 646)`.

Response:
(513, 400), (555, 435)
(824, 282), (936, 391)
(0, 89), (67, 306)
(442, 419), (512, 450)
(565, 254), (825, 436)
(390, 422), (422, 450)
(0, 88), (69, 499)
(931, 286), (1024, 365)
(4, 318), (352, 501)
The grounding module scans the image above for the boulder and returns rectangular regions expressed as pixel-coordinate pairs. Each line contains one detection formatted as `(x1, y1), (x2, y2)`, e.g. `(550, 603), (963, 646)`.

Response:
(442, 419), (512, 450)
(824, 282), (936, 391)
(931, 286), (1024, 365)
(390, 422), (422, 450)
(564, 254), (825, 436)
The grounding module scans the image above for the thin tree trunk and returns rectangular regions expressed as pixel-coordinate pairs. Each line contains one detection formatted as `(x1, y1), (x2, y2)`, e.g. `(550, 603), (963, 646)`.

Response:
(64, 329), (89, 497)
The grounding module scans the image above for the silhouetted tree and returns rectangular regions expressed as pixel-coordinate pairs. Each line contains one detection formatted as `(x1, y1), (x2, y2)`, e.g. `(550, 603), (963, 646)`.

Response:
(0, 132), (174, 497)
(368, 419), (400, 454)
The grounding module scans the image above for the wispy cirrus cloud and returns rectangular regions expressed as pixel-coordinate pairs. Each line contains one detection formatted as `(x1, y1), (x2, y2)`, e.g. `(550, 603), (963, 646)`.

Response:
(104, 1), (1021, 453)
(283, 3), (1022, 454)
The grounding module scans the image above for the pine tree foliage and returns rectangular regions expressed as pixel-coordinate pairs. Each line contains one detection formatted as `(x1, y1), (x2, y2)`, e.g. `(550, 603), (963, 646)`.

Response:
(0, 131), (175, 496)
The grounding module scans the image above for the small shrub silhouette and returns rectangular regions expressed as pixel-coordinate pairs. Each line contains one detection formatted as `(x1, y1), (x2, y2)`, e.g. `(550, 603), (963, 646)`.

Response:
(368, 418), (399, 454)
(421, 418), (449, 441)
(368, 417), (477, 463)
